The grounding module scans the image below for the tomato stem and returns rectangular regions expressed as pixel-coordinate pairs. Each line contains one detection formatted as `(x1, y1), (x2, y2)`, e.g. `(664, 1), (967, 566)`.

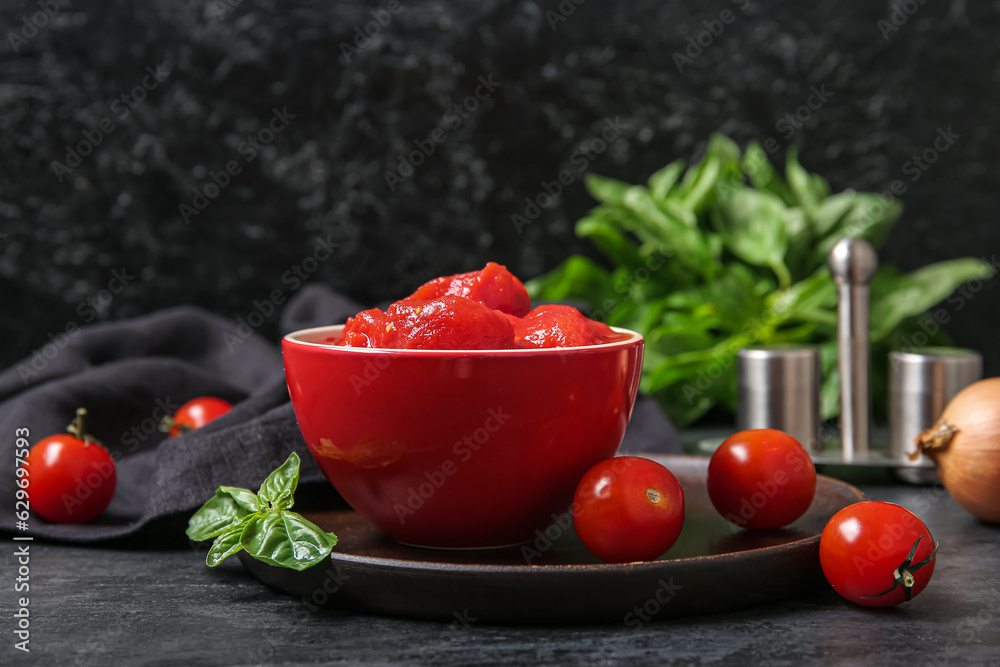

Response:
(66, 407), (102, 446)
(861, 536), (938, 602)
(72, 408), (86, 438)
(158, 415), (192, 435)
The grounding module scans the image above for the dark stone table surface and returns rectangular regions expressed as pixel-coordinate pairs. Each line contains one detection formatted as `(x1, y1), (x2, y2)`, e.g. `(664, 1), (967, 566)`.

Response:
(5, 470), (999, 666)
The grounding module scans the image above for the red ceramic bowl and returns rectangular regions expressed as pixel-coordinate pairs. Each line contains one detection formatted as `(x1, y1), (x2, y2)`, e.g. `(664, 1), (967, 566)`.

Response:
(282, 325), (644, 548)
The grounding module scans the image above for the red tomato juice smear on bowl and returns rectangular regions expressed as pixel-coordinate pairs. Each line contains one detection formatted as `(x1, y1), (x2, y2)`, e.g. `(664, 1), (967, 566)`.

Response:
(336, 262), (630, 349)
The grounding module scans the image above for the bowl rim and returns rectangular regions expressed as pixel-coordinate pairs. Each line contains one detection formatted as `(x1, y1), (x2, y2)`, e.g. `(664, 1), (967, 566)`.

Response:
(283, 323), (644, 355)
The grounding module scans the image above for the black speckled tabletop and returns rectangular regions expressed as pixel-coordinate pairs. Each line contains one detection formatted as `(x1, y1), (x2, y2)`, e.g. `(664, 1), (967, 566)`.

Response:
(7, 474), (998, 666)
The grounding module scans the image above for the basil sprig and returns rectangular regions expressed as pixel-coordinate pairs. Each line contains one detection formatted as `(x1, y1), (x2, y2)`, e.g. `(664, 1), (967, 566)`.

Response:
(186, 453), (338, 571)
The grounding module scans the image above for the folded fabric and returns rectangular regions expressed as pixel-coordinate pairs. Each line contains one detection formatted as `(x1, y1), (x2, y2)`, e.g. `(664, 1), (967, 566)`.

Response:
(0, 285), (680, 542)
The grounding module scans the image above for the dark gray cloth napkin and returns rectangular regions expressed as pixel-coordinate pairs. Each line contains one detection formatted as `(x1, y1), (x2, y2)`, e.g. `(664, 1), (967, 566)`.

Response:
(0, 285), (679, 542)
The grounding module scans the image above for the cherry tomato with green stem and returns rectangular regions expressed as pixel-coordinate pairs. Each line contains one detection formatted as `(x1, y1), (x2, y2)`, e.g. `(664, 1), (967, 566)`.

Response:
(572, 456), (685, 563)
(26, 408), (117, 524)
(160, 397), (232, 438)
(707, 429), (817, 530)
(820, 501), (937, 607)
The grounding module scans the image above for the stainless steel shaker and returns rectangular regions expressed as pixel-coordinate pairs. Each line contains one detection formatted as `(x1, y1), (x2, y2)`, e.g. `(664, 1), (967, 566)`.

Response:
(737, 345), (823, 454)
(890, 347), (982, 466)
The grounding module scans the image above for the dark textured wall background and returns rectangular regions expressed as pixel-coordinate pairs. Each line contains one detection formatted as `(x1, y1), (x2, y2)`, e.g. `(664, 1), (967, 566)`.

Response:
(2, 0), (998, 378)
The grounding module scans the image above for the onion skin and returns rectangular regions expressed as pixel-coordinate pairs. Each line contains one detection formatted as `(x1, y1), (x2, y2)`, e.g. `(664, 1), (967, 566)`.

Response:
(915, 377), (1000, 524)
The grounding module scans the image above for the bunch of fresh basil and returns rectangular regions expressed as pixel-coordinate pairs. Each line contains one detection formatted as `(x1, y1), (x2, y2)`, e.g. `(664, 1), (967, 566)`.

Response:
(528, 135), (993, 427)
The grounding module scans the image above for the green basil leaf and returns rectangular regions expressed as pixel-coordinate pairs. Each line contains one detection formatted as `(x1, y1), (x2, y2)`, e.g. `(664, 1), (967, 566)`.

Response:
(654, 381), (716, 428)
(604, 278), (677, 330)
(643, 321), (716, 370)
(648, 346), (740, 428)
(811, 193), (902, 265)
(648, 160), (685, 201)
(218, 486), (260, 513)
(662, 198), (697, 227)
(257, 452), (300, 510)
(678, 155), (720, 212)
(186, 489), (255, 542)
(742, 141), (773, 186)
(784, 149), (830, 213)
(840, 193), (901, 247)
(781, 206), (814, 280)
(714, 176), (741, 208)
(703, 134), (742, 183)
(705, 231), (724, 268)
(786, 148), (817, 218)
(646, 324), (716, 360)
(769, 269), (836, 319)
(525, 255), (614, 306)
(709, 264), (766, 329)
(643, 356), (707, 395)
(781, 206), (809, 242)
(241, 511), (339, 572)
(820, 341), (840, 420)
(809, 173), (830, 201)
(661, 290), (704, 311)
(812, 192), (857, 237)
(644, 334), (749, 394)
(576, 215), (643, 270)
(792, 308), (837, 329)
(604, 298), (639, 329)
(711, 188), (791, 286)
(585, 174), (632, 206)
(742, 142), (795, 205)
(606, 300), (652, 333)
(869, 259), (995, 341)
(206, 522), (249, 567)
(623, 186), (711, 274)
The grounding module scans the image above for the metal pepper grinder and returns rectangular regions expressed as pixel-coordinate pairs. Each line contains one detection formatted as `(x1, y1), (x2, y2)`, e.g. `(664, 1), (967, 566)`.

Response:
(828, 238), (878, 463)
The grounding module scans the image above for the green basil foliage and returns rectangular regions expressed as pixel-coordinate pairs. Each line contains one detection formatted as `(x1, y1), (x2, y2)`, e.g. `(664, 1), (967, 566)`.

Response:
(528, 135), (994, 427)
(187, 453), (338, 571)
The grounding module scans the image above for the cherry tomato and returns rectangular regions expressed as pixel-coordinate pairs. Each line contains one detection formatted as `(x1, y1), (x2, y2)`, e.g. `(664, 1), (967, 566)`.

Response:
(572, 456), (685, 563)
(162, 397), (232, 438)
(820, 501), (937, 607)
(26, 409), (116, 524)
(707, 429), (816, 530)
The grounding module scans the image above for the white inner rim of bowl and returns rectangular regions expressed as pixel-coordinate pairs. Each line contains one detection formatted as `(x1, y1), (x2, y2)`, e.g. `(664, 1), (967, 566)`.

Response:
(284, 324), (643, 354)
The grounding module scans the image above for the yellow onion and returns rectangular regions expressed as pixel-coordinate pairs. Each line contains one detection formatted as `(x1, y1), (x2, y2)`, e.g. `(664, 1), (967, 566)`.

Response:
(913, 377), (1000, 523)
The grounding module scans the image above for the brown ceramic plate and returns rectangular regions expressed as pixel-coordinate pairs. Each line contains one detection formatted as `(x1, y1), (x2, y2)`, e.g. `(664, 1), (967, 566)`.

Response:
(239, 454), (865, 624)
